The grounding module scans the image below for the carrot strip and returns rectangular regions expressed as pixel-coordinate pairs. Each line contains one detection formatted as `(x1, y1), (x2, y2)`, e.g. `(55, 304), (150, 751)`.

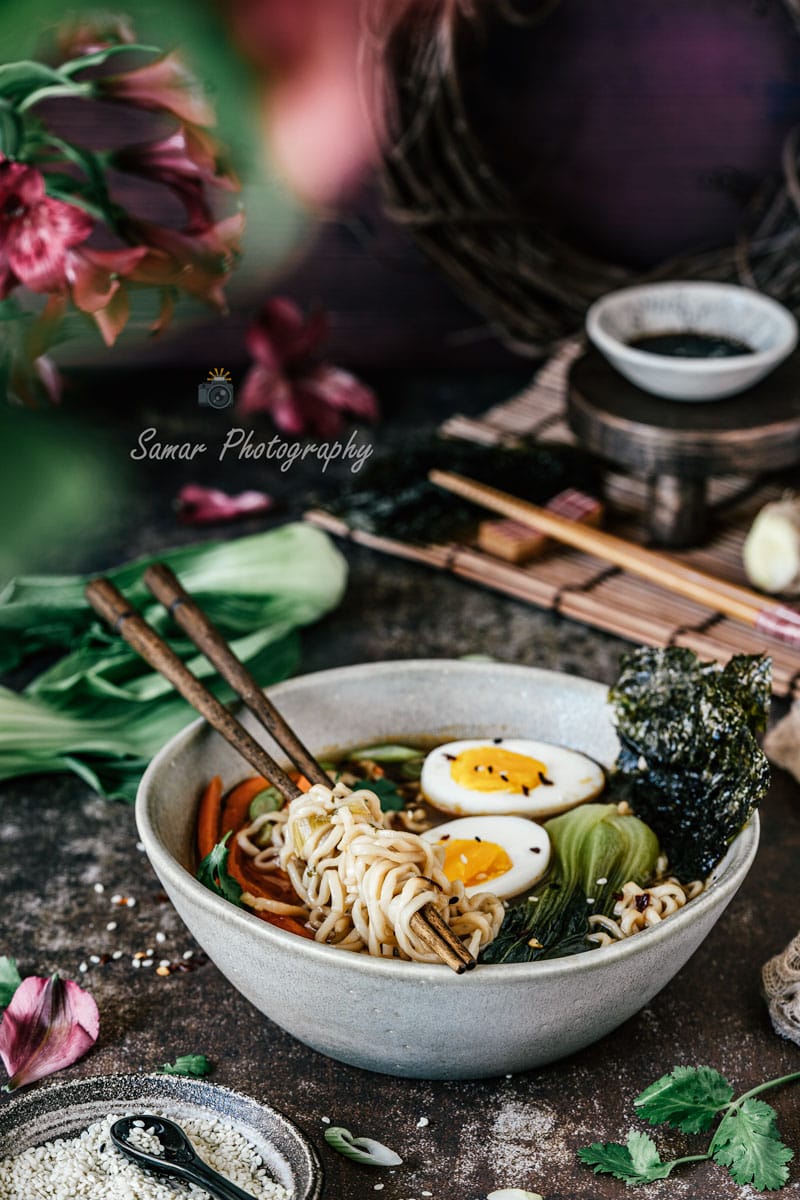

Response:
(220, 776), (270, 837)
(227, 834), (314, 940)
(196, 775), (223, 860)
(290, 771), (312, 793)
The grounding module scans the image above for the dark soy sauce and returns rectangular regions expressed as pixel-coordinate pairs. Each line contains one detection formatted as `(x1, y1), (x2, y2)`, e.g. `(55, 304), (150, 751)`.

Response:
(628, 331), (754, 358)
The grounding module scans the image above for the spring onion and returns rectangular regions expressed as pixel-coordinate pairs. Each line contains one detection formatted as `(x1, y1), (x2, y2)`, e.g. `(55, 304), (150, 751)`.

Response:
(323, 1126), (403, 1167)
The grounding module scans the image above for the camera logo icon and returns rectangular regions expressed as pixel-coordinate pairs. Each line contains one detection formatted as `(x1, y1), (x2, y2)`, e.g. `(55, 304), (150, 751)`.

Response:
(198, 368), (234, 410)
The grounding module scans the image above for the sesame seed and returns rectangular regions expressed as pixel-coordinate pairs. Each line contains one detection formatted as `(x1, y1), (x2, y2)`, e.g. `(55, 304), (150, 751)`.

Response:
(131, 959), (141, 969)
(142, 959), (154, 967)
(125, 897), (137, 908)
(156, 966), (170, 977)
(89, 955), (101, 964)
(110, 894), (122, 904)
(373, 1185), (384, 1191)
(78, 962), (88, 974)
(460, 854), (468, 865)
(106, 922), (117, 932)
(136, 841), (145, 852)
(93, 883), (104, 894)
(155, 932), (166, 944)
(145, 948), (154, 956)
(321, 1116), (331, 1125)
(586, 897), (595, 904)
(596, 876), (608, 885)
(158, 960), (170, 968)
(416, 1116), (429, 1128)
(112, 951), (123, 960)
(182, 950), (194, 960)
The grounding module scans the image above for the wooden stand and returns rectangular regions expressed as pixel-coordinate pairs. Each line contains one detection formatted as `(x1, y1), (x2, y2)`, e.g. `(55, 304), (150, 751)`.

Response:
(567, 348), (800, 546)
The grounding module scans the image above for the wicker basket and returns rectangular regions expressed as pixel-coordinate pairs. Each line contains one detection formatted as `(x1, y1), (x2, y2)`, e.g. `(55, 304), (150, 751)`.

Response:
(365, 0), (800, 354)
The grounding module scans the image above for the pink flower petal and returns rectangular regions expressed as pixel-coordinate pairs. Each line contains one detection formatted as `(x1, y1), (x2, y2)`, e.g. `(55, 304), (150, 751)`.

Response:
(100, 51), (216, 127)
(302, 364), (379, 421)
(67, 245), (148, 313)
(0, 975), (99, 1091)
(176, 484), (273, 525)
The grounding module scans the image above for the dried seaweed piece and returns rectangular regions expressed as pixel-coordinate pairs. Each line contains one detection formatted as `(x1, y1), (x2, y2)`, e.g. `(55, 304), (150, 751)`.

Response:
(609, 647), (771, 881)
(325, 434), (600, 545)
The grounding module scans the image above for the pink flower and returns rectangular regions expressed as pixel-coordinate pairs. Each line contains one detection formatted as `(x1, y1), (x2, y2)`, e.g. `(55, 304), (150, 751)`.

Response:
(128, 212), (244, 310)
(176, 484), (273, 525)
(0, 159), (93, 299)
(0, 974), (99, 1091)
(240, 297), (378, 436)
(113, 125), (239, 230)
(97, 50), (216, 127)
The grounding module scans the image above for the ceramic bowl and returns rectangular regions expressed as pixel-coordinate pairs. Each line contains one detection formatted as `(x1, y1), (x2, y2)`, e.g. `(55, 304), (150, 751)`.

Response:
(586, 281), (797, 400)
(137, 660), (759, 1080)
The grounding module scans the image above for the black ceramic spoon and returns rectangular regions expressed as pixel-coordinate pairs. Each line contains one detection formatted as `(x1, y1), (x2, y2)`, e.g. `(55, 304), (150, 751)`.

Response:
(110, 1115), (262, 1200)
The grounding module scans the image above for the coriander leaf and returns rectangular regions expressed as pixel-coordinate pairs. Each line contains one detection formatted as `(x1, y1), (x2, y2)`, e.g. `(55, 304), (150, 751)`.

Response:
(0, 956), (22, 1010)
(351, 777), (405, 813)
(196, 835), (242, 906)
(577, 1130), (674, 1185)
(634, 1065), (734, 1133)
(158, 1054), (212, 1078)
(712, 1099), (793, 1191)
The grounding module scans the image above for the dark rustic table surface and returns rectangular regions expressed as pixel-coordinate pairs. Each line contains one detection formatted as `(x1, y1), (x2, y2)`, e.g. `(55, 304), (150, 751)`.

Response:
(1, 368), (799, 1200)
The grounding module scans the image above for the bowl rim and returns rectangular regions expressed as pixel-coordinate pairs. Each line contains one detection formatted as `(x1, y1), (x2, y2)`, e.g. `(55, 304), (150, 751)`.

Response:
(586, 280), (798, 374)
(136, 658), (760, 984)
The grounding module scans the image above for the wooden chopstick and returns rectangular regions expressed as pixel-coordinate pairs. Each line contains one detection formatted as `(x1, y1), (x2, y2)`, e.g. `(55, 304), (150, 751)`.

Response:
(429, 470), (800, 651)
(85, 577), (302, 800)
(143, 563), (330, 788)
(85, 574), (474, 974)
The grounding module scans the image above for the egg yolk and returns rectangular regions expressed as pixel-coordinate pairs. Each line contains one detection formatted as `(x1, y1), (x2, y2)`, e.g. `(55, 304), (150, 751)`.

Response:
(450, 747), (547, 793)
(438, 838), (513, 888)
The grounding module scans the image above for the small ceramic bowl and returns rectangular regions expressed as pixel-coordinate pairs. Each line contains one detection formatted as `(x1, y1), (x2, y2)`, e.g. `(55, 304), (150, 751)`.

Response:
(137, 660), (759, 1080)
(586, 281), (797, 400)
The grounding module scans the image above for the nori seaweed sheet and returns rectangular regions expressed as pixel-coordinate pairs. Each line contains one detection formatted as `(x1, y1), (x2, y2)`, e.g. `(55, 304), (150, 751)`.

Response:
(609, 647), (771, 880)
(324, 435), (600, 544)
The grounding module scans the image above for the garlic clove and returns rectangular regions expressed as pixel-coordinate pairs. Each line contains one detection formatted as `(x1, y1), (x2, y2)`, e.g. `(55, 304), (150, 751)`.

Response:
(743, 496), (800, 595)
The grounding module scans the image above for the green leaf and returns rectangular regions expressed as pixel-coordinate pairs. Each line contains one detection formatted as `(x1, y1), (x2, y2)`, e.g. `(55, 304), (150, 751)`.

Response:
(634, 1065), (734, 1133)
(60, 43), (160, 76)
(323, 1126), (402, 1167)
(577, 1130), (674, 1185)
(0, 957), (22, 1010)
(157, 1053), (212, 1078)
(196, 835), (242, 906)
(0, 62), (66, 100)
(712, 1100), (794, 1190)
(351, 777), (405, 813)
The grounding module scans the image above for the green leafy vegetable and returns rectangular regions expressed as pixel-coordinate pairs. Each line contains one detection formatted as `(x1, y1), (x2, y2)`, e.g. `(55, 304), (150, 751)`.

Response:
(351, 777), (405, 813)
(579, 1065), (800, 1190)
(711, 1099), (794, 1190)
(610, 647), (771, 879)
(0, 524), (347, 801)
(196, 835), (242, 906)
(248, 787), (283, 820)
(634, 1065), (734, 1133)
(157, 1054), (212, 1078)
(578, 1130), (675, 1184)
(481, 803), (659, 964)
(349, 744), (422, 763)
(323, 1125), (403, 1167)
(0, 957), (22, 1010)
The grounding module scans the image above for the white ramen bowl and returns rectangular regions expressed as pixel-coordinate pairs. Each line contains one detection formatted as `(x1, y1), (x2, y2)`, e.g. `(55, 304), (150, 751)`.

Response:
(586, 281), (797, 400)
(137, 660), (759, 1079)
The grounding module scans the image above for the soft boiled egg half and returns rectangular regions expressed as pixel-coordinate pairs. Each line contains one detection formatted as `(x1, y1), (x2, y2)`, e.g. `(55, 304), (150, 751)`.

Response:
(420, 738), (605, 818)
(422, 815), (550, 900)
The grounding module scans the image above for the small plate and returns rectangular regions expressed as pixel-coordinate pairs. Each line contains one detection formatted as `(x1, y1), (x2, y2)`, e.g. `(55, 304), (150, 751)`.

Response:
(0, 1073), (322, 1200)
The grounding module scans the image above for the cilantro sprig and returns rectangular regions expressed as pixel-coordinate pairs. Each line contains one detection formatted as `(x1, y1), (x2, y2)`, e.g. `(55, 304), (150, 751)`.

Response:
(579, 1065), (800, 1190)
(157, 1054), (212, 1078)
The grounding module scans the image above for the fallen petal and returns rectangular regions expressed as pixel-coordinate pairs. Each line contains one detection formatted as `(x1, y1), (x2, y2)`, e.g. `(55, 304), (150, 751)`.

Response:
(176, 485), (273, 525)
(0, 974), (99, 1091)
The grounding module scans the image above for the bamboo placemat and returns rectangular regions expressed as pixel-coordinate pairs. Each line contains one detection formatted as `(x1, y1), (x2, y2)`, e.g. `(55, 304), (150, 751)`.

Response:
(306, 340), (800, 698)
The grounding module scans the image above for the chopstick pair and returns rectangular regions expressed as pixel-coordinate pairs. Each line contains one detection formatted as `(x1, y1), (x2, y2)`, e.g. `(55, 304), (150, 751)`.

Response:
(429, 471), (800, 651)
(85, 565), (475, 974)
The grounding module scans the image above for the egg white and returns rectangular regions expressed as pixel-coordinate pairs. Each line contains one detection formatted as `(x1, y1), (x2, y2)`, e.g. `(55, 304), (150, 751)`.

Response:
(422, 814), (550, 900)
(420, 737), (605, 818)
